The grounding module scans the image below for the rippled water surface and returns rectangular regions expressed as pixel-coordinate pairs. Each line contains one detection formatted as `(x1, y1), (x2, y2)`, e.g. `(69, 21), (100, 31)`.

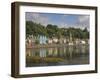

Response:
(26, 45), (89, 67)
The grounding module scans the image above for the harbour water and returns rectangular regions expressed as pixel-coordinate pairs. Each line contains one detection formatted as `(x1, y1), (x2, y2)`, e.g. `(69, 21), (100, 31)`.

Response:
(26, 45), (89, 67)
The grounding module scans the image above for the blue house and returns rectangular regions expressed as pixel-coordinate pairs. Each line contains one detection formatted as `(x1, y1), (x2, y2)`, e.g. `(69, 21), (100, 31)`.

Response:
(38, 35), (48, 44)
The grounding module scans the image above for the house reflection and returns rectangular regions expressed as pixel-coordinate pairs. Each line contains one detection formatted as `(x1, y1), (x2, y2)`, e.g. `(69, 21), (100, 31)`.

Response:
(40, 48), (46, 57)
(26, 45), (88, 59)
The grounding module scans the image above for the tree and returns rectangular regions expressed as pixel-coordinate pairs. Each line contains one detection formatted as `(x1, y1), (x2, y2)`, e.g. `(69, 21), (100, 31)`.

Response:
(26, 21), (89, 40)
(46, 24), (59, 38)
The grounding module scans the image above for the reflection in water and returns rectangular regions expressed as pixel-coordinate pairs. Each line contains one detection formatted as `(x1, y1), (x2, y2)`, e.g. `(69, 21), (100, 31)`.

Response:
(26, 45), (89, 67)
(40, 49), (46, 57)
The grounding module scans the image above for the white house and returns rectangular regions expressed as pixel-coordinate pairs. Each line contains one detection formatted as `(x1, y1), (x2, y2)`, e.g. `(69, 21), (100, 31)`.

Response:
(48, 39), (53, 44)
(52, 38), (58, 43)
(63, 39), (67, 43)
(68, 42), (74, 45)
(81, 40), (86, 44)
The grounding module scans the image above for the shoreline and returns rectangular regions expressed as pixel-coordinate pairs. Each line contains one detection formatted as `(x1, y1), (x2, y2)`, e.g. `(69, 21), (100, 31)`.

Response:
(26, 43), (89, 49)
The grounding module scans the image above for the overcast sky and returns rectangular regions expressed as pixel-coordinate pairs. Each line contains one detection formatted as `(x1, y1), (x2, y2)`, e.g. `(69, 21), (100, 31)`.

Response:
(26, 12), (90, 30)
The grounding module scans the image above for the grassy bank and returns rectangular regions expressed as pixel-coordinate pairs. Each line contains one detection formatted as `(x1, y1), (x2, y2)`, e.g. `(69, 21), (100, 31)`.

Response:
(26, 56), (64, 63)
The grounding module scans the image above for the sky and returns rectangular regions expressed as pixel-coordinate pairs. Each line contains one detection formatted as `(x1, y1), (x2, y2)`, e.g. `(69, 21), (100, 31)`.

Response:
(26, 12), (90, 30)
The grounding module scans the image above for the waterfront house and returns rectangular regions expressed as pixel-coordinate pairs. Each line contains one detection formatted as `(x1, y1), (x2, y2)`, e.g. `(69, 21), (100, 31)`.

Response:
(39, 35), (48, 44)
(80, 40), (86, 44)
(58, 38), (67, 44)
(52, 38), (58, 43)
(74, 39), (81, 45)
(26, 37), (33, 48)
(48, 39), (53, 44)
(63, 38), (67, 43)
(68, 42), (74, 45)
(84, 39), (89, 44)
